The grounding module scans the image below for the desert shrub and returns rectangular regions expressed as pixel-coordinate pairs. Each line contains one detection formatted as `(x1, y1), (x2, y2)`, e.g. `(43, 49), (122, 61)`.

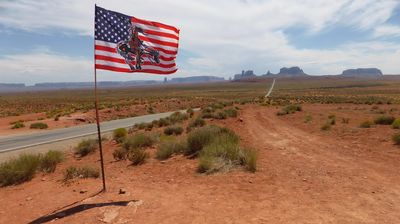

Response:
(374, 115), (395, 125)
(135, 122), (148, 130)
(158, 118), (171, 127)
(197, 134), (256, 174)
(304, 114), (312, 123)
(74, 139), (97, 157)
(113, 128), (127, 143)
(202, 107), (215, 114)
(186, 125), (239, 156)
(168, 111), (189, 124)
(224, 108), (238, 118)
(123, 134), (156, 150)
(187, 108), (194, 117)
(11, 121), (25, 129)
(213, 111), (227, 120)
(147, 106), (155, 114)
(210, 102), (225, 110)
(164, 125), (184, 135)
(320, 123), (331, 131)
(189, 117), (206, 128)
(156, 141), (187, 160)
(54, 115), (60, 121)
(39, 150), (64, 173)
(145, 122), (154, 131)
(127, 148), (149, 165)
(242, 149), (258, 172)
(392, 118), (400, 129)
(276, 104), (302, 116)
(63, 166), (99, 181)
(341, 118), (350, 124)
(112, 147), (127, 161)
(392, 133), (400, 145)
(359, 120), (373, 128)
(328, 117), (336, 125)
(0, 154), (41, 187)
(30, 122), (48, 129)
(201, 112), (214, 119)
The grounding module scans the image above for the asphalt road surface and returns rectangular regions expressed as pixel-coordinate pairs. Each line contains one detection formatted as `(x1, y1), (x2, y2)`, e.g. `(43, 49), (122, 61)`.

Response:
(0, 110), (190, 153)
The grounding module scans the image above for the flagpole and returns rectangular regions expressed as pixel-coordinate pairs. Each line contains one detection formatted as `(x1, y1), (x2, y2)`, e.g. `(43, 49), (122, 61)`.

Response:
(94, 4), (106, 192)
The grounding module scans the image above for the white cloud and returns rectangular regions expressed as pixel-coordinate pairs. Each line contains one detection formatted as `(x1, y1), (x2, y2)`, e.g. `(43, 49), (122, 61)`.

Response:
(0, 0), (399, 83)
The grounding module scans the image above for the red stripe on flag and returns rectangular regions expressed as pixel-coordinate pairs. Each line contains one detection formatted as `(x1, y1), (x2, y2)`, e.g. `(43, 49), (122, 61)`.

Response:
(95, 64), (177, 74)
(95, 55), (176, 68)
(139, 36), (178, 48)
(144, 29), (179, 40)
(132, 17), (179, 34)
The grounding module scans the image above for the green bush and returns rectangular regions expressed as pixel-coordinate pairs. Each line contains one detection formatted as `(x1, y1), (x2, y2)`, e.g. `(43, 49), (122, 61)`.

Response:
(392, 118), (400, 129)
(374, 115), (395, 125)
(277, 104), (302, 116)
(186, 125), (239, 156)
(393, 133), (400, 145)
(112, 147), (127, 161)
(123, 134), (156, 150)
(168, 111), (189, 124)
(74, 139), (98, 157)
(113, 128), (127, 143)
(201, 112), (214, 119)
(156, 141), (187, 160)
(164, 125), (184, 135)
(202, 107), (214, 114)
(320, 123), (331, 131)
(0, 154), (41, 186)
(135, 122), (148, 130)
(39, 150), (64, 173)
(304, 115), (312, 123)
(359, 120), (373, 128)
(187, 108), (194, 117)
(189, 117), (206, 128)
(63, 166), (99, 181)
(30, 122), (48, 129)
(214, 111), (227, 120)
(157, 118), (171, 127)
(11, 121), (25, 129)
(197, 134), (256, 174)
(224, 108), (238, 118)
(127, 148), (149, 165)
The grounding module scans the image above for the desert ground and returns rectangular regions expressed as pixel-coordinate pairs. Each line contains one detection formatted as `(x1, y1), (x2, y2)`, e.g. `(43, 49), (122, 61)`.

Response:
(1, 77), (400, 223)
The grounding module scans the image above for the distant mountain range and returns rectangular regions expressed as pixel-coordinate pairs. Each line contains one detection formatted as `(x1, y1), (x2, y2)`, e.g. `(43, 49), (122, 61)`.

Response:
(233, 67), (384, 80)
(0, 76), (226, 92)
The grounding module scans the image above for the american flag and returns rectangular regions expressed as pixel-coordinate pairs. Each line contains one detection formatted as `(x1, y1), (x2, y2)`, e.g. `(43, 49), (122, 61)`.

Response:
(94, 6), (179, 74)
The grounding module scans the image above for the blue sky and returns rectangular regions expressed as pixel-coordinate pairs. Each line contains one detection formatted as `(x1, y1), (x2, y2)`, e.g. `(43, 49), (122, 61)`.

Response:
(0, 0), (399, 85)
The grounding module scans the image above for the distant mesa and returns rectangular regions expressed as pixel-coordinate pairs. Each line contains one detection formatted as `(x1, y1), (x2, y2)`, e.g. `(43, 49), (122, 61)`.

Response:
(275, 66), (308, 77)
(0, 83), (25, 88)
(341, 68), (383, 77)
(233, 66), (308, 80)
(234, 70), (256, 80)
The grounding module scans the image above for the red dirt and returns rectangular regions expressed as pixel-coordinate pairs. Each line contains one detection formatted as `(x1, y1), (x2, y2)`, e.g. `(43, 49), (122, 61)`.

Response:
(1, 104), (400, 223)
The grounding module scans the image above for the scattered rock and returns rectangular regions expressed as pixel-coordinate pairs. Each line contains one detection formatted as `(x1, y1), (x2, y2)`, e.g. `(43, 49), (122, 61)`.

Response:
(160, 161), (166, 164)
(248, 180), (253, 184)
(302, 178), (307, 182)
(119, 188), (126, 194)
(80, 189), (88, 194)
(26, 197), (32, 201)
(41, 177), (46, 181)
(127, 200), (143, 207)
(100, 208), (120, 223)
(239, 118), (244, 122)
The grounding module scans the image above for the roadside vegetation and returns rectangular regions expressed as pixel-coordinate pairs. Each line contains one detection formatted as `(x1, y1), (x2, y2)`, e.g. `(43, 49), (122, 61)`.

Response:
(0, 151), (64, 187)
(63, 166), (99, 181)
(276, 104), (302, 116)
(30, 122), (48, 129)
(74, 139), (98, 157)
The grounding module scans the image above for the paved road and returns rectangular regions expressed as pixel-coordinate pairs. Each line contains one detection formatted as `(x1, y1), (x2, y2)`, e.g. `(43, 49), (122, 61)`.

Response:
(265, 78), (276, 97)
(0, 110), (190, 153)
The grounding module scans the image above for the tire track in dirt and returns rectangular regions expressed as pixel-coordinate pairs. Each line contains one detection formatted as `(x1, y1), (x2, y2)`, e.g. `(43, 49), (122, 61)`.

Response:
(238, 106), (400, 223)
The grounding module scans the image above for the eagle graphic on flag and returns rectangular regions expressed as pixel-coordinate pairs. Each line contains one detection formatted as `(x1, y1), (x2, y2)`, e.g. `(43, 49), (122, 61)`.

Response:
(95, 6), (179, 74)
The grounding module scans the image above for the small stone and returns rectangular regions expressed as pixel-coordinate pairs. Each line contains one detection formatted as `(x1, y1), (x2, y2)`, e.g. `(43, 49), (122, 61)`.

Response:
(41, 177), (46, 181)
(248, 180), (253, 184)
(302, 178), (307, 182)
(119, 188), (126, 194)
(26, 197), (32, 201)
(160, 161), (166, 164)
(80, 189), (88, 194)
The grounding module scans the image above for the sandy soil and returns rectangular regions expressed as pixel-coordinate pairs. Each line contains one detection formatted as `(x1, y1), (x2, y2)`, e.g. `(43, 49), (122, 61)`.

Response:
(1, 104), (400, 223)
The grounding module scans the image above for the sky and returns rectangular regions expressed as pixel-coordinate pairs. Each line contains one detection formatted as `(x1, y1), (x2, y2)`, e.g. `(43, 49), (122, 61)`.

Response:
(0, 0), (399, 85)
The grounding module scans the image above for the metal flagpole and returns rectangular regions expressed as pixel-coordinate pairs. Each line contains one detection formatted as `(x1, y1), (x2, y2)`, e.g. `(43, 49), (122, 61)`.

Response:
(94, 4), (106, 192)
